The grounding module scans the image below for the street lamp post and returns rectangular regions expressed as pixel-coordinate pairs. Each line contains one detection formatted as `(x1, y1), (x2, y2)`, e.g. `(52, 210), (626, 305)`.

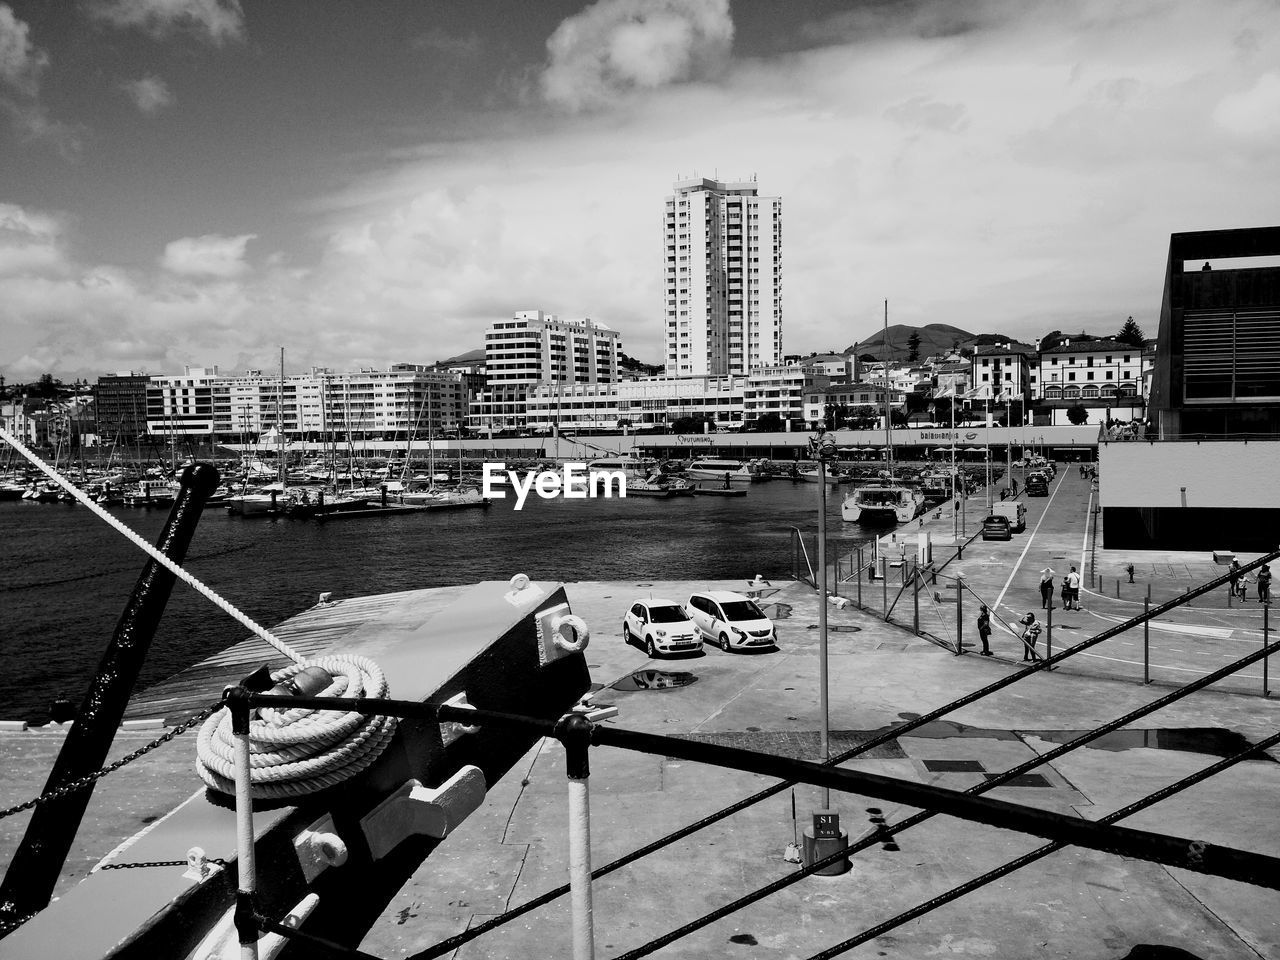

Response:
(809, 429), (835, 811)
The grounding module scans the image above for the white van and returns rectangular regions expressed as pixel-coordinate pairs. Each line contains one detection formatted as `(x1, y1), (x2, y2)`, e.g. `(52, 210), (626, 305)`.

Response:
(992, 500), (1026, 532)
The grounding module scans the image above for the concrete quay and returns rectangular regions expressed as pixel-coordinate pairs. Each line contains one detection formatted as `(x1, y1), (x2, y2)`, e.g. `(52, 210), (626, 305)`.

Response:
(2, 468), (1278, 958)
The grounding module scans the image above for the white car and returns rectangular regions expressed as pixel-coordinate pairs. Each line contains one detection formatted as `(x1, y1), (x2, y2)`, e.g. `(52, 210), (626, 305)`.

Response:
(622, 599), (703, 657)
(684, 591), (777, 651)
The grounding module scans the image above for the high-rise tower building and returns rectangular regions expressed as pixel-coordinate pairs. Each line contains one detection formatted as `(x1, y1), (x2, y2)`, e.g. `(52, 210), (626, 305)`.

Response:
(663, 177), (782, 377)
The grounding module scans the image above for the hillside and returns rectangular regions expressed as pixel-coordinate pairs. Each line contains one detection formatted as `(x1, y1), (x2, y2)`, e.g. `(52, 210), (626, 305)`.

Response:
(844, 323), (975, 361)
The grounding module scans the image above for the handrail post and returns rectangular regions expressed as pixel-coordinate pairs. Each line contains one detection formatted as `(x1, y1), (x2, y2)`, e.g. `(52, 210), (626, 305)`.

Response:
(556, 713), (596, 960)
(912, 565), (920, 635)
(228, 687), (259, 960)
(1143, 597), (1151, 684)
(1264, 602), (1271, 699)
(856, 547), (863, 609)
(1046, 603), (1053, 669)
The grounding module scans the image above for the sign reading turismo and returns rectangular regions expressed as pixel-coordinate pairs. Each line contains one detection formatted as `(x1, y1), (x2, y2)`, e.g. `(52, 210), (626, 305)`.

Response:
(482, 462), (627, 510)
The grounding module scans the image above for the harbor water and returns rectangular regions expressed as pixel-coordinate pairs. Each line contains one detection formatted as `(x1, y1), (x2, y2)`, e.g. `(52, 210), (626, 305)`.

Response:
(0, 480), (876, 722)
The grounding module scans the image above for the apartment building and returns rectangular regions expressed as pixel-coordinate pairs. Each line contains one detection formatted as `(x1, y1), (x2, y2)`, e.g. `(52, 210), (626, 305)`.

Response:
(664, 177), (782, 377)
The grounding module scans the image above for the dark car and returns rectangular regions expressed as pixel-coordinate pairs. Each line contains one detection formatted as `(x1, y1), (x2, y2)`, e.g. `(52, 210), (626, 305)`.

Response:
(981, 515), (1012, 540)
(1025, 472), (1049, 496)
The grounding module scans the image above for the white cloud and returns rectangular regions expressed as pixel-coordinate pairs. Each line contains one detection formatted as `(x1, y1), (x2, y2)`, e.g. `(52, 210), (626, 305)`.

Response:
(89, 0), (244, 45)
(120, 74), (175, 115)
(0, 3), (47, 96)
(540, 0), (733, 111)
(1213, 72), (1280, 140)
(161, 233), (255, 277)
(0, 202), (67, 276)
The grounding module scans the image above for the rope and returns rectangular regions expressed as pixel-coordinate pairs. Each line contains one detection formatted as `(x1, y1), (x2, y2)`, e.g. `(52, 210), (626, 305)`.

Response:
(0, 426), (398, 799)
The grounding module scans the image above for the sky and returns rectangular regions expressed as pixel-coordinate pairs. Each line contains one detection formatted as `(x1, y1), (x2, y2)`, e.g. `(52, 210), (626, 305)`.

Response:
(2, 0), (1280, 383)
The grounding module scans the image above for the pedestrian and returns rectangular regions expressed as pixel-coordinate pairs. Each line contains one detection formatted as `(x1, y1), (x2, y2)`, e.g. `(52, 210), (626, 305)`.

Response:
(1010, 476), (1018, 497)
(1039, 568), (1054, 609)
(1018, 611), (1043, 661)
(1066, 566), (1082, 610)
(976, 605), (992, 656)
(1228, 559), (1243, 600)
(1259, 565), (1272, 605)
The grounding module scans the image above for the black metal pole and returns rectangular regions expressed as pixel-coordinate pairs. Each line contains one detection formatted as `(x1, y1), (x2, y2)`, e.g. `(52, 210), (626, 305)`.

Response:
(0, 463), (220, 932)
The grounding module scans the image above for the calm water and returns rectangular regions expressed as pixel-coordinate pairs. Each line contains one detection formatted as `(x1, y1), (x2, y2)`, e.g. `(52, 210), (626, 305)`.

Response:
(0, 481), (874, 721)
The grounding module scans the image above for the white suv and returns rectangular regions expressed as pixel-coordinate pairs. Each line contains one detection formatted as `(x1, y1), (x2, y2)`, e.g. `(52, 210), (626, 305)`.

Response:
(622, 599), (703, 657)
(684, 591), (777, 651)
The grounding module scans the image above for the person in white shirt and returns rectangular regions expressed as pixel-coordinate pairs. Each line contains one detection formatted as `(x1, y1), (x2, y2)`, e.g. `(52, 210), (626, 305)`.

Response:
(1065, 566), (1082, 610)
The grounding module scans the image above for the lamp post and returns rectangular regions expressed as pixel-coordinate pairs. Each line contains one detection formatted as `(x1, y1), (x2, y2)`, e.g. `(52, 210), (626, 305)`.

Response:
(809, 428), (835, 810)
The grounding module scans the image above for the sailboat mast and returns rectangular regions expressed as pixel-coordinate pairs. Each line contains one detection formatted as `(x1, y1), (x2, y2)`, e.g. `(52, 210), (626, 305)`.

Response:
(883, 300), (892, 476)
(278, 347), (285, 484)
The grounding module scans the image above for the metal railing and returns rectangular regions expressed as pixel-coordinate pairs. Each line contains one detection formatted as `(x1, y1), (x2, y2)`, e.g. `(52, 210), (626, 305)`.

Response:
(789, 527), (816, 586)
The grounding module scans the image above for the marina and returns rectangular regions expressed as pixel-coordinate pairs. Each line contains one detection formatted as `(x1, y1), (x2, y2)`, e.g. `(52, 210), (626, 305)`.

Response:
(1, 461), (1278, 958)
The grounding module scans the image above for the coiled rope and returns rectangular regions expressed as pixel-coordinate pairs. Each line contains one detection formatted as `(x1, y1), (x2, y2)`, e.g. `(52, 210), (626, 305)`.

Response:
(0, 426), (398, 799)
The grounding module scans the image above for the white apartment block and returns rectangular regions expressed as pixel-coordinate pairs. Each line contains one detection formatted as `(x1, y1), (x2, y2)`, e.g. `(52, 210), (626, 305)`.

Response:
(664, 178), (782, 378)
(469, 310), (621, 429)
(145, 366), (465, 441)
(1035, 339), (1144, 402)
(525, 375), (745, 431)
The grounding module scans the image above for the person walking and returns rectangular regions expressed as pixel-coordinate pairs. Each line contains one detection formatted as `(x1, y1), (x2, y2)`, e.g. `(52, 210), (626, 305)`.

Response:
(1066, 566), (1082, 611)
(1010, 476), (1018, 497)
(1228, 559), (1243, 600)
(1259, 564), (1272, 605)
(1039, 568), (1054, 609)
(1018, 611), (1043, 661)
(976, 605), (993, 656)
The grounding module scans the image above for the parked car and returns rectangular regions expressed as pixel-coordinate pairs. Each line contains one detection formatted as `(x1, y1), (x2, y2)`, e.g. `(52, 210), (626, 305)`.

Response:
(684, 591), (777, 651)
(981, 514), (1013, 540)
(622, 599), (702, 657)
(1025, 472), (1049, 496)
(992, 500), (1026, 532)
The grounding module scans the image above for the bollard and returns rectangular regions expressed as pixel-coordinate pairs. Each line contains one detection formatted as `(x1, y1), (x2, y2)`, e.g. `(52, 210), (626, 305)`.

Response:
(1143, 597), (1151, 685)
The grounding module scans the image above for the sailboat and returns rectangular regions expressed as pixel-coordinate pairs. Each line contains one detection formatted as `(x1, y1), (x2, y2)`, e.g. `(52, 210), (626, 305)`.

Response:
(842, 301), (926, 524)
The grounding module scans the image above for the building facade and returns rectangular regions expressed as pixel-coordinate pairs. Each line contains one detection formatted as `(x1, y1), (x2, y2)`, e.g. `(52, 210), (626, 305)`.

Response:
(1035, 339), (1142, 403)
(469, 310), (621, 430)
(970, 343), (1035, 402)
(94, 373), (151, 441)
(664, 178), (782, 377)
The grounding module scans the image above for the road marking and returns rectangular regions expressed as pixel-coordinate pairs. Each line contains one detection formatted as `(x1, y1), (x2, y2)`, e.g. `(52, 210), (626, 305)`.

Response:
(1087, 611), (1234, 639)
(1080, 483), (1093, 574)
(993, 473), (1068, 613)
(1076, 649), (1266, 679)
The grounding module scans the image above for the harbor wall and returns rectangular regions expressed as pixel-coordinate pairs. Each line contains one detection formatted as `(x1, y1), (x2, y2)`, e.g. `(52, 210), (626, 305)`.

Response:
(1099, 439), (1280, 550)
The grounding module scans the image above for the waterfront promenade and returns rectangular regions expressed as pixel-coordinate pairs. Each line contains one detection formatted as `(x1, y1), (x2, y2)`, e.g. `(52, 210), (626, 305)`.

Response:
(1, 466), (1277, 958)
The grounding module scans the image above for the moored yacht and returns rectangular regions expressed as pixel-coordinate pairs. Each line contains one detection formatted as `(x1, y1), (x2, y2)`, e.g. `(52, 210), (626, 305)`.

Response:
(841, 483), (926, 524)
(684, 457), (754, 485)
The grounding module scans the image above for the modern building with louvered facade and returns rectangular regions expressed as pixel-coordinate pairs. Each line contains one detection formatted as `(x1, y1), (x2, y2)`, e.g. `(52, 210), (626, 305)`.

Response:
(1148, 226), (1280, 437)
(1103, 227), (1280, 550)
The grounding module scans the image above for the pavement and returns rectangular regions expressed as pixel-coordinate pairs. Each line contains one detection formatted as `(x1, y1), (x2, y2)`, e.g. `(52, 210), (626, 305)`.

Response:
(3, 468), (1280, 959)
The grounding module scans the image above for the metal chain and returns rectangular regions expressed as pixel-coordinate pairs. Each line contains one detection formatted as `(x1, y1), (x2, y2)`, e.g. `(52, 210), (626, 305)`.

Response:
(0, 705), (219, 821)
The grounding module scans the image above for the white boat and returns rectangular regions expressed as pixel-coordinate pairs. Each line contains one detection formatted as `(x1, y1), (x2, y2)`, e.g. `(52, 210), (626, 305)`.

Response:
(586, 456), (656, 477)
(122, 479), (177, 507)
(841, 483), (926, 523)
(684, 457), (754, 485)
(798, 467), (842, 484)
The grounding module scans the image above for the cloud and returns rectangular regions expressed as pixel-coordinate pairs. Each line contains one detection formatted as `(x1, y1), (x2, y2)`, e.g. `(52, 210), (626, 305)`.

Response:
(119, 74), (175, 115)
(1213, 72), (1280, 140)
(0, 202), (67, 276)
(0, 3), (48, 96)
(161, 233), (255, 277)
(410, 28), (482, 59)
(540, 0), (733, 111)
(89, 0), (244, 45)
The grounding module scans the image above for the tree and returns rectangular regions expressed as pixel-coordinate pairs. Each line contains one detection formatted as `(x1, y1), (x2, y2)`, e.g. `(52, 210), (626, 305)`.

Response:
(670, 413), (713, 434)
(932, 397), (953, 423)
(1116, 315), (1145, 347)
(890, 409), (908, 428)
(906, 331), (922, 362)
(754, 412), (784, 432)
(33, 373), (60, 398)
(1065, 404), (1090, 425)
